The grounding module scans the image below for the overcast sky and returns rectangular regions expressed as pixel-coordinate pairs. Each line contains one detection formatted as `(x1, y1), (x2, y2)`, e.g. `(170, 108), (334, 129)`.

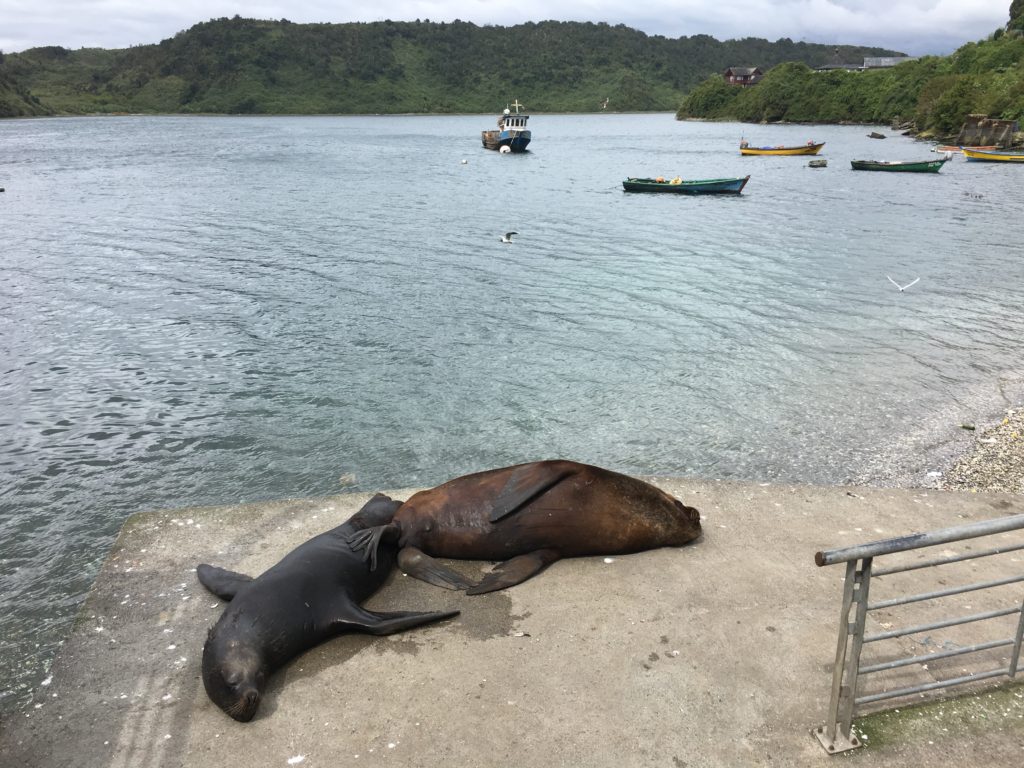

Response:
(0, 1), (1013, 57)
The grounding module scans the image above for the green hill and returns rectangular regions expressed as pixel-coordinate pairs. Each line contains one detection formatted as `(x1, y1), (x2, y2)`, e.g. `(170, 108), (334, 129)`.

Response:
(677, 4), (1024, 139)
(0, 17), (900, 115)
(0, 51), (53, 116)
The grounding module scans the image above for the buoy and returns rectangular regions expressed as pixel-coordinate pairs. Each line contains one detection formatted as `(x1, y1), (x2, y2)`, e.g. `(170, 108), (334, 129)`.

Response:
(499, 145), (511, 154)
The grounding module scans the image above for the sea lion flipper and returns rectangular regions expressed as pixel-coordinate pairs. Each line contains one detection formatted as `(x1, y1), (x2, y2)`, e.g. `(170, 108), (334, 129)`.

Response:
(196, 563), (254, 601)
(397, 546), (479, 590)
(335, 606), (460, 635)
(347, 524), (400, 571)
(465, 549), (561, 595)
(489, 463), (576, 523)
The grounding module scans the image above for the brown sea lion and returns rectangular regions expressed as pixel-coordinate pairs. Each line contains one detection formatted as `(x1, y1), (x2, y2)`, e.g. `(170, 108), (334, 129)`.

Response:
(350, 460), (702, 595)
(196, 494), (459, 722)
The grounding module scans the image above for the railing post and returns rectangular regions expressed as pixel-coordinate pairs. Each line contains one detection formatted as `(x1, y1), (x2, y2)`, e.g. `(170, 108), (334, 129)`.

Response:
(815, 557), (872, 753)
(1010, 593), (1024, 677)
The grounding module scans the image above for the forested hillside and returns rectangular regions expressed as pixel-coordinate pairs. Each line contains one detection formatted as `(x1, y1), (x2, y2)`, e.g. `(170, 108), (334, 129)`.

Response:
(0, 52), (52, 116)
(0, 17), (898, 115)
(677, 3), (1024, 139)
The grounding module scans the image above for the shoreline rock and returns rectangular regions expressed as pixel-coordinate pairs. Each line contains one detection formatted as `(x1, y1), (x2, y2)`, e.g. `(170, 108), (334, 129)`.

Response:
(941, 407), (1024, 494)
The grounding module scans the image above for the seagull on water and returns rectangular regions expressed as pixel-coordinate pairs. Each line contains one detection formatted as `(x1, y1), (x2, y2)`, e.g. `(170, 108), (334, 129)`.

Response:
(887, 275), (920, 292)
(500, 231), (518, 243)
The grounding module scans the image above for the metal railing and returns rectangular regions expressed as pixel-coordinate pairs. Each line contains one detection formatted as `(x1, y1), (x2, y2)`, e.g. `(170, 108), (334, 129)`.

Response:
(813, 513), (1024, 754)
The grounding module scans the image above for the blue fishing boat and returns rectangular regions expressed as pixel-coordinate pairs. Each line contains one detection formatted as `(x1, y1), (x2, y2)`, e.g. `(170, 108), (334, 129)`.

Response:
(481, 100), (531, 153)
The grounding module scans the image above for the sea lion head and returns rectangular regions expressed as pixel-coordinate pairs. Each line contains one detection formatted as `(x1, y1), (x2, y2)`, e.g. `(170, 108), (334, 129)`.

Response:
(673, 498), (703, 541)
(202, 628), (268, 722)
(347, 492), (403, 531)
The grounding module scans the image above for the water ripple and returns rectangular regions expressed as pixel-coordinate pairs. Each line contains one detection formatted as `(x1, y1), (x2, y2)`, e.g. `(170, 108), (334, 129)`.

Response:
(3, 115), (1024, 710)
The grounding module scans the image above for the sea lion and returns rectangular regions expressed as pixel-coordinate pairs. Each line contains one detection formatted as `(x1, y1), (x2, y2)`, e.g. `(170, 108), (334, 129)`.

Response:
(350, 460), (702, 595)
(196, 493), (458, 722)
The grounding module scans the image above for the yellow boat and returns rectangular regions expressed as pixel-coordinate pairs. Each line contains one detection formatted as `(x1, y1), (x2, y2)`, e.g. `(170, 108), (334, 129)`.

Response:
(740, 140), (825, 156)
(962, 147), (1024, 163)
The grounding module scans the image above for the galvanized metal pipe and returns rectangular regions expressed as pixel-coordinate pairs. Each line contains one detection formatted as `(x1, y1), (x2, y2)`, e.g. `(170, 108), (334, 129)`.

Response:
(815, 513), (1024, 567)
(864, 606), (1020, 643)
(855, 667), (1009, 705)
(823, 560), (858, 743)
(859, 638), (1014, 674)
(1011, 595), (1024, 677)
(815, 512), (1024, 753)
(837, 558), (873, 740)
(872, 542), (1024, 577)
(868, 574), (1024, 610)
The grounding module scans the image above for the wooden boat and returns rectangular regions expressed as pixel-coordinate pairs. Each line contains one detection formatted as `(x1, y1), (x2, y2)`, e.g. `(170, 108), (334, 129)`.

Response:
(622, 176), (750, 194)
(740, 140), (824, 156)
(808, 159), (827, 168)
(850, 158), (948, 172)
(962, 147), (1024, 163)
(934, 145), (996, 153)
(481, 100), (531, 152)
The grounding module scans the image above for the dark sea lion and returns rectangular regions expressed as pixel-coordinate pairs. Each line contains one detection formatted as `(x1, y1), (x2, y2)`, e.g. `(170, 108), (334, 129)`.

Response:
(351, 460), (702, 595)
(196, 493), (459, 722)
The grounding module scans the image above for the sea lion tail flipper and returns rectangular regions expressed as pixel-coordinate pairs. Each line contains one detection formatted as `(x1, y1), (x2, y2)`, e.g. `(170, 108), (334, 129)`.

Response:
(489, 463), (576, 523)
(397, 546), (479, 591)
(466, 549), (561, 595)
(338, 607), (460, 636)
(196, 563), (254, 601)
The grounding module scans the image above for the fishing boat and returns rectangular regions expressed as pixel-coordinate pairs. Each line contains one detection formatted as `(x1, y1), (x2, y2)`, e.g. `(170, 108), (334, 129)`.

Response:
(962, 147), (1024, 163)
(933, 144), (996, 153)
(850, 158), (948, 172)
(481, 100), (531, 152)
(740, 140), (824, 156)
(622, 176), (750, 194)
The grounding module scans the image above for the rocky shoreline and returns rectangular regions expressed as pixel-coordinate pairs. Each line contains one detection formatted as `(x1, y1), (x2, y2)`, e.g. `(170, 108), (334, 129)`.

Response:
(941, 407), (1024, 494)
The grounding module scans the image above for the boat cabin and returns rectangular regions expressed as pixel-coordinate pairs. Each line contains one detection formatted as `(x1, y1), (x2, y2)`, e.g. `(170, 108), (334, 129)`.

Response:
(499, 100), (530, 130)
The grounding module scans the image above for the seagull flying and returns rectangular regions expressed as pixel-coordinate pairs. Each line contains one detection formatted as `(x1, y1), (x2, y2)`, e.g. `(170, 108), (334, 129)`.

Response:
(887, 275), (920, 292)
(500, 232), (518, 243)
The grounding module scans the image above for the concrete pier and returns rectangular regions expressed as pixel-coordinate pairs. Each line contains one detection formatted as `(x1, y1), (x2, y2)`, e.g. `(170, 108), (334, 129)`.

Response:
(2, 479), (1023, 767)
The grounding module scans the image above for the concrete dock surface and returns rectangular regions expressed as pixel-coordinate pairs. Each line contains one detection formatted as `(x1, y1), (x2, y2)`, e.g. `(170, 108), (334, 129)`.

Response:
(2, 478), (1023, 767)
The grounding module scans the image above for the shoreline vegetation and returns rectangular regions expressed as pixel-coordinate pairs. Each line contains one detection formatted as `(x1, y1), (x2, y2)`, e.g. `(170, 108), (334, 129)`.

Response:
(2, 7), (1021, 138)
(943, 407), (1024, 494)
(1, 17), (900, 117)
(676, 39), (1024, 143)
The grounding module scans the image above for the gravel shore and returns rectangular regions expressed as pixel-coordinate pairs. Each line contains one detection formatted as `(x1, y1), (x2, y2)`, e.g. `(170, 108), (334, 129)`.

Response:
(941, 407), (1024, 494)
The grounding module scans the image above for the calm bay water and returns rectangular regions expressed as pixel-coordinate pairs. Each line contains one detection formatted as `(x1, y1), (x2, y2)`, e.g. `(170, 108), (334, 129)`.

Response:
(1, 113), (1023, 709)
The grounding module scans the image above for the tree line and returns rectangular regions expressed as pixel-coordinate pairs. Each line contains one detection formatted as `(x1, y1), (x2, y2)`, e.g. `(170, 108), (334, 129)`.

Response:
(677, 5), (1024, 139)
(0, 17), (898, 117)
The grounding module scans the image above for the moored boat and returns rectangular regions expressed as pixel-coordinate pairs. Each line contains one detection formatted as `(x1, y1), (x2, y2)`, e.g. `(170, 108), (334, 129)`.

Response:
(622, 176), (750, 194)
(962, 147), (1024, 163)
(850, 158), (948, 172)
(481, 100), (531, 152)
(933, 144), (996, 153)
(740, 140), (824, 156)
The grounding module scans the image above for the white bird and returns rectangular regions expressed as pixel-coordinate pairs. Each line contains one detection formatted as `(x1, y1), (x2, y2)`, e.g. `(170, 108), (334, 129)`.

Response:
(500, 231), (518, 243)
(887, 275), (920, 292)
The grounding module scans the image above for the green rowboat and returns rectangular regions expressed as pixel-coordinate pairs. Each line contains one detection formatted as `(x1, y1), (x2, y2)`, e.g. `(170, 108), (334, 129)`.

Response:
(850, 158), (948, 173)
(622, 176), (750, 194)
